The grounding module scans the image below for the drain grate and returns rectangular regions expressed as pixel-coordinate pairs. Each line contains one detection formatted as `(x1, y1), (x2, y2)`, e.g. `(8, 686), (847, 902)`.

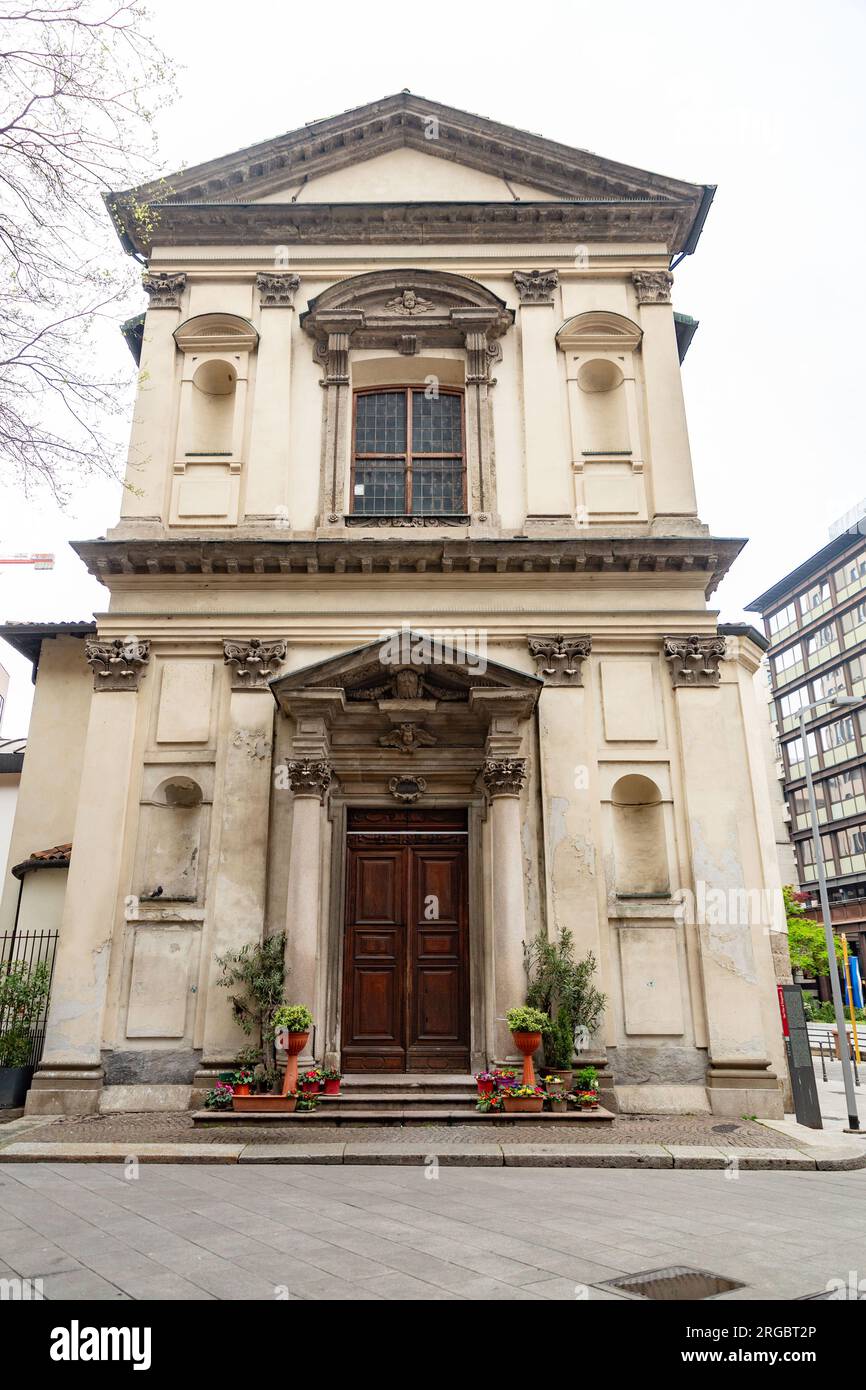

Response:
(711, 1123), (740, 1134)
(604, 1265), (745, 1301)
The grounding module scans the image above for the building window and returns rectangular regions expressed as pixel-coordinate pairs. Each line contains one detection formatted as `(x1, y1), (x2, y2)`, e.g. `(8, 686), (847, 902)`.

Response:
(805, 621), (839, 667)
(773, 641), (805, 684)
(812, 665), (847, 703)
(768, 600), (798, 641)
(833, 550), (866, 603)
(841, 599), (866, 648)
(777, 684), (810, 732)
(818, 714), (857, 766)
(800, 579), (831, 621)
(351, 388), (465, 517)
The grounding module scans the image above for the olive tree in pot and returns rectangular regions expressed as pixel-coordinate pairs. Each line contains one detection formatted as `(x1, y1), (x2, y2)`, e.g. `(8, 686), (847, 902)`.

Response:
(0, 960), (50, 1109)
(524, 928), (606, 1090)
(215, 932), (287, 1074)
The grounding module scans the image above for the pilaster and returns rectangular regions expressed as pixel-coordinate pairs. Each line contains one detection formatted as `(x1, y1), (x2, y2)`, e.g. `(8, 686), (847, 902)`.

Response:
(246, 273), (300, 524)
(513, 270), (573, 529)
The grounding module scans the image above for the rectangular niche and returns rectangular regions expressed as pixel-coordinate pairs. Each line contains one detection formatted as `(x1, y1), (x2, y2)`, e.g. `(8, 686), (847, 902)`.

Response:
(619, 925), (684, 1035)
(126, 927), (198, 1038)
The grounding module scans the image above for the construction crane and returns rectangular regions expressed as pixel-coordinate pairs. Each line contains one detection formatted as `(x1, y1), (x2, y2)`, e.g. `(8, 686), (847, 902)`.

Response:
(0, 553), (54, 570)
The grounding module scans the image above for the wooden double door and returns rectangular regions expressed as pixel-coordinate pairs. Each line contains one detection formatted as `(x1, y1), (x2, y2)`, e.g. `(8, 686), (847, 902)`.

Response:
(341, 808), (470, 1072)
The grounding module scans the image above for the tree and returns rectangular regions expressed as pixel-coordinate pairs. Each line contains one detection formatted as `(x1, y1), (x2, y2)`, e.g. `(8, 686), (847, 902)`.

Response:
(524, 927), (606, 1065)
(784, 885), (842, 977)
(214, 934), (287, 1069)
(0, 1), (175, 497)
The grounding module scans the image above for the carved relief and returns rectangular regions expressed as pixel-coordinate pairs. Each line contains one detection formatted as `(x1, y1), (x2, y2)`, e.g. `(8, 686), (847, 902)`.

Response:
(256, 271), (300, 307)
(512, 269), (559, 304)
(633, 271), (673, 305)
(286, 759), (333, 799)
(384, 289), (435, 315)
(388, 775), (427, 803)
(378, 722), (438, 754)
(348, 666), (466, 702)
(142, 272), (186, 309)
(223, 638), (287, 689)
(528, 635), (592, 686)
(86, 637), (150, 691)
(663, 634), (727, 687)
(482, 757), (527, 798)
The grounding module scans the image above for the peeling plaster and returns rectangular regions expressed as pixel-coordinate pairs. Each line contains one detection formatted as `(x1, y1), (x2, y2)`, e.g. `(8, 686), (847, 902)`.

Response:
(690, 817), (757, 983)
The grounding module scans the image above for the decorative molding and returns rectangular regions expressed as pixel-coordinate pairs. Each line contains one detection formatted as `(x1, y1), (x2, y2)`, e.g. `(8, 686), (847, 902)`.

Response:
(223, 638), (287, 689)
(141, 272), (186, 309)
(482, 757), (527, 798)
(85, 637), (150, 691)
(285, 759), (333, 800)
(256, 271), (300, 307)
(633, 270), (673, 305)
(344, 514), (469, 528)
(527, 635), (592, 686)
(173, 311), (258, 354)
(384, 289), (435, 315)
(556, 311), (642, 354)
(663, 634), (727, 687)
(513, 269), (559, 304)
(378, 722), (438, 754)
(388, 775), (427, 803)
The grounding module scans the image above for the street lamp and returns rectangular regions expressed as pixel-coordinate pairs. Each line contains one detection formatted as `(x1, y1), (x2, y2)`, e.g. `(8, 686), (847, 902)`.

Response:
(798, 694), (861, 1130)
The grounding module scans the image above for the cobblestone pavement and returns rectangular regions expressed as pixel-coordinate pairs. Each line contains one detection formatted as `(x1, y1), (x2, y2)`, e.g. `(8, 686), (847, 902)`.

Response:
(0, 1162), (862, 1300)
(1, 1110), (798, 1148)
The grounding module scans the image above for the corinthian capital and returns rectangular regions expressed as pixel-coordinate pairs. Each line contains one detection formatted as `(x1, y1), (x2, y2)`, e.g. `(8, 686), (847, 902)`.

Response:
(483, 757), (527, 799)
(663, 634), (727, 687)
(528, 635), (592, 686)
(223, 638), (287, 689)
(256, 272), (300, 307)
(141, 271), (186, 308)
(513, 269), (559, 304)
(285, 759), (333, 800)
(632, 270), (673, 305)
(85, 637), (150, 691)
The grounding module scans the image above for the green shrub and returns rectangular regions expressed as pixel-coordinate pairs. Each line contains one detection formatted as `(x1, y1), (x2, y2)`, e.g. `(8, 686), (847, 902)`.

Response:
(214, 933), (286, 1067)
(272, 1003), (313, 1033)
(506, 1005), (549, 1034)
(0, 960), (50, 1068)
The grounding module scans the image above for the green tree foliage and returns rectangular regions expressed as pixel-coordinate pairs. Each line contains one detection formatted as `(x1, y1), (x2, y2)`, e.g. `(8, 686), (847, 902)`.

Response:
(215, 933), (287, 1067)
(784, 886), (842, 976)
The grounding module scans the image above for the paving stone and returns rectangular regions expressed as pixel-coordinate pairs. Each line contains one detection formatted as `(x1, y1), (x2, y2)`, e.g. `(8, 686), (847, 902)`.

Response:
(501, 1144), (672, 1168)
(38, 1268), (130, 1300)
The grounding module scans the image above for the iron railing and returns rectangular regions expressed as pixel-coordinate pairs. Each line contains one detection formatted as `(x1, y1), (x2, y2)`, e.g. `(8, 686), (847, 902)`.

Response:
(0, 930), (59, 1068)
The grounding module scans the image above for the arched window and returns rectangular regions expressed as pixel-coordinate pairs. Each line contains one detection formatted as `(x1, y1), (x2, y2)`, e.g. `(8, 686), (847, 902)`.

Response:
(351, 387), (465, 518)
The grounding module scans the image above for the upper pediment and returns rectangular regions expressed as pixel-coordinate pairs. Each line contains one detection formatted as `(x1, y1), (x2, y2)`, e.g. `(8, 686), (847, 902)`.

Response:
(108, 92), (713, 258)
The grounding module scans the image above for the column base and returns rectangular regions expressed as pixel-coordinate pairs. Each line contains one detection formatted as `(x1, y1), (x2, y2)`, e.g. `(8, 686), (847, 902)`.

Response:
(706, 1063), (784, 1119)
(25, 1065), (104, 1117)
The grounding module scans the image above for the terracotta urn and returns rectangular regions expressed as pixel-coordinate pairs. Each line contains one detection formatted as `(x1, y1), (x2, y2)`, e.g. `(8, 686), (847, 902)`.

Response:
(275, 1028), (310, 1095)
(511, 1029), (542, 1086)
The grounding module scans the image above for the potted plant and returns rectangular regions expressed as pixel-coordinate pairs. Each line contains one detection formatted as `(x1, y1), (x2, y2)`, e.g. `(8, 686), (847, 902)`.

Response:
(502, 1084), (545, 1114)
(548, 1092), (568, 1114)
(575, 1065), (598, 1095)
(233, 1087), (298, 1114)
(203, 1081), (235, 1111)
(505, 1005), (550, 1086)
(295, 1093), (318, 1112)
(321, 1068), (342, 1096)
(475, 1070), (496, 1097)
(476, 1090), (503, 1114)
(577, 1089), (599, 1110)
(524, 930), (606, 1079)
(232, 1068), (254, 1097)
(540, 1007), (575, 1091)
(298, 1067), (323, 1097)
(492, 1067), (518, 1090)
(0, 960), (49, 1110)
(542, 1073), (565, 1097)
(273, 1003), (313, 1093)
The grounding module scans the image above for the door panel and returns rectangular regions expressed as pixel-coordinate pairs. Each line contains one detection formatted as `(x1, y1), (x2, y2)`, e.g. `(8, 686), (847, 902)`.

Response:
(341, 812), (469, 1073)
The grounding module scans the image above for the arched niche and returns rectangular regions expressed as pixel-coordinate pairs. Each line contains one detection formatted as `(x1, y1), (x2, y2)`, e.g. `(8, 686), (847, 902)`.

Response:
(135, 775), (207, 902)
(611, 773), (670, 896)
(170, 313), (259, 526)
(300, 269), (513, 529)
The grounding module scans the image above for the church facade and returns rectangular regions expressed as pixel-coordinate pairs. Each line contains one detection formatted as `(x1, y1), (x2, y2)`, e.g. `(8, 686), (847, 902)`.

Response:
(1, 94), (788, 1117)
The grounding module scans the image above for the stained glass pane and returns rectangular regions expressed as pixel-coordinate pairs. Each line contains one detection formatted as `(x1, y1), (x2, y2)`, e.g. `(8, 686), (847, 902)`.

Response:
(355, 392), (407, 454)
(412, 459), (463, 514)
(412, 392), (462, 453)
(353, 461), (406, 514)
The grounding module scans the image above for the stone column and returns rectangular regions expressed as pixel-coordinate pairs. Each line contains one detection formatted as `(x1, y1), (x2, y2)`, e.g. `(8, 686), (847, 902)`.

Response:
(633, 272), (698, 524)
(664, 634), (784, 1118)
(314, 311), (364, 531)
(245, 273), (299, 524)
(277, 690), (344, 1062)
(198, 640), (286, 1076)
(513, 270), (573, 530)
(472, 688), (537, 1060)
(26, 638), (150, 1115)
(119, 273), (186, 526)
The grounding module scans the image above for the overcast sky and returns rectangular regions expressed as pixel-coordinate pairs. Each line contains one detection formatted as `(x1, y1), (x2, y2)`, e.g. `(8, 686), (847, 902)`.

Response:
(1, 0), (864, 733)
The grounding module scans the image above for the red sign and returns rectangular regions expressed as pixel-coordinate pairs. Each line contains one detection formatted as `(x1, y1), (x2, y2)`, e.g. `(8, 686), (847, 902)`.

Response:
(777, 985), (790, 1037)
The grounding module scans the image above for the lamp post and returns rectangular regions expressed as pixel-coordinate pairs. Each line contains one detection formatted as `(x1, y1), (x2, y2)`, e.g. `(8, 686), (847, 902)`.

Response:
(798, 694), (861, 1130)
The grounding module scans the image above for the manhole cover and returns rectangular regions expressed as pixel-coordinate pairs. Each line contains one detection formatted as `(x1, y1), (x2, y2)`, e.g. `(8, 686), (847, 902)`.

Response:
(711, 1123), (740, 1134)
(604, 1266), (745, 1301)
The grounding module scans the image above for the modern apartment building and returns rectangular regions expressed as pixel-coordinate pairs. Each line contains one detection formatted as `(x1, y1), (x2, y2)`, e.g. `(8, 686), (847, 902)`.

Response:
(747, 515), (866, 973)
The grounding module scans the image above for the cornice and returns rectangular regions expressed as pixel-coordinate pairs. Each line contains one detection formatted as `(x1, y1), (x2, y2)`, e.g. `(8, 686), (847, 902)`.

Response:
(72, 535), (745, 597)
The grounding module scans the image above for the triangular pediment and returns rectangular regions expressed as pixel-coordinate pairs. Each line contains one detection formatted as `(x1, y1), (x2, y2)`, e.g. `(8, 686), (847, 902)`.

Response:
(271, 631), (541, 706)
(108, 92), (712, 257)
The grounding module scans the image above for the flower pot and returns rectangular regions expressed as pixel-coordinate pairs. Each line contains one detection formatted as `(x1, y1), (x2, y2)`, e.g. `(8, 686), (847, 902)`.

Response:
(0, 1065), (34, 1110)
(494, 1074), (517, 1090)
(299, 1082), (321, 1097)
(323, 1078), (341, 1096)
(510, 1030), (542, 1086)
(502, 1095), (544, 1114)
(275, 1029), (309, 1094)
(476, 1078), (495, 1098)
(549, 1098), (567, 1114)
(545, 1070), (572, 1092)
(232, 1094), (297, 1113)
(233, 1083), (251, 1097)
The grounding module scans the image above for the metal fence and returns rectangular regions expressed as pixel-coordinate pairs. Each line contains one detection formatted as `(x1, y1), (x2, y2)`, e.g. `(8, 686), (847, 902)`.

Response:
(0, 930), (59, 1068)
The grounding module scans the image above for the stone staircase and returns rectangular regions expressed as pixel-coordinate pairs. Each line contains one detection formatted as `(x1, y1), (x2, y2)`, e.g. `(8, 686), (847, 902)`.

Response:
(192, 1074), (615, 1126)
